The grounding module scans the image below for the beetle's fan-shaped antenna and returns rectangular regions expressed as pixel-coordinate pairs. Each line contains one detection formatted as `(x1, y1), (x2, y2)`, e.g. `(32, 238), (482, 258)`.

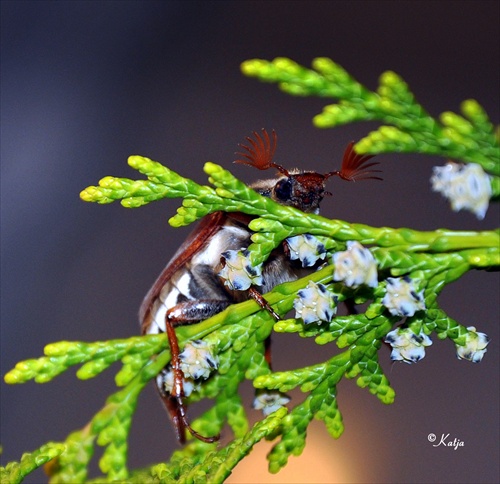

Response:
(327, 141), (382, 181)
(234, 129), (289, 176)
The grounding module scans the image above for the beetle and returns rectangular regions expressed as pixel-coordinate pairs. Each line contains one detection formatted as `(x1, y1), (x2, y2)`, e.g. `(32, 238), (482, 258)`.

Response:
(139, 129), (381, 443)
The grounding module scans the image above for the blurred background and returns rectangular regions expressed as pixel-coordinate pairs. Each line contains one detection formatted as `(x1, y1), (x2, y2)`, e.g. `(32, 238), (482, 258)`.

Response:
(1, 1), (499, 483)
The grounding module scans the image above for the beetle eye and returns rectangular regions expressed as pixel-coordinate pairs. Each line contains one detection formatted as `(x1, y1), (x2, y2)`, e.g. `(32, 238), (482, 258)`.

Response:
(274, 178), (293, 201)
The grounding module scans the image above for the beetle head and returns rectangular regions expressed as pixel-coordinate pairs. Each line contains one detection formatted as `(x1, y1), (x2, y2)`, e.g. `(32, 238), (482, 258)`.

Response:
(250, 170), (330, 213)
(234, 129), (381, 213)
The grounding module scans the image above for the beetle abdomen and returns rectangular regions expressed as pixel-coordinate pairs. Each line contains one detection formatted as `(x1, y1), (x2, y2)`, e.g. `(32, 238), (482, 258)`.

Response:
(145, 221), (251, 334)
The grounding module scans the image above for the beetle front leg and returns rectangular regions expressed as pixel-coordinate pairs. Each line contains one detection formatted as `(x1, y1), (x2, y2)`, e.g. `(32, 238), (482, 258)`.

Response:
(163, 300), (229, 443)
(248, 287), (280, 320)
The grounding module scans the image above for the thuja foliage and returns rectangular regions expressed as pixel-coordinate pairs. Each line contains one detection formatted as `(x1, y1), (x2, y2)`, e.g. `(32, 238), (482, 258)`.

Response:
(242, 57), (499, 178)
(2, 58), (499, 484)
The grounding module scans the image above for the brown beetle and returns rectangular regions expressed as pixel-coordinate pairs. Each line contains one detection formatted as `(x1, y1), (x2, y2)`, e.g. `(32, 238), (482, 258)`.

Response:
(140, 130), (380, 443)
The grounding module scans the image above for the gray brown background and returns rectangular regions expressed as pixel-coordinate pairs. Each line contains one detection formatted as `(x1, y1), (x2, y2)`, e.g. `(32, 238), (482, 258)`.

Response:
(1, 1), (499, 482)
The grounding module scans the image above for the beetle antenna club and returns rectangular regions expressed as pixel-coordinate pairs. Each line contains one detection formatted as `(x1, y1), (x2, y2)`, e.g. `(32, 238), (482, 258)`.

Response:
(234, 129), (289, 176)
(326, 141), (382, 181)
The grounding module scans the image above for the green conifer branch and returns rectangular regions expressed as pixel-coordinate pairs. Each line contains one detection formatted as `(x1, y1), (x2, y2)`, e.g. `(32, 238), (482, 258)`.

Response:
(241, 57), (499, 174)
(0, 443), (66, 484)
(3, 58), (498, 483)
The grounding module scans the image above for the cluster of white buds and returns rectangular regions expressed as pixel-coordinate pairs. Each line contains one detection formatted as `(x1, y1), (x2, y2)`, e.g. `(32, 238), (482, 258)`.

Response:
(382, 276), (425, 317)
(333, 241), (378, 288)
(219, 249), (263, 290)
(293, 281), (337, 325)
(455, 326), (490, 363)
(385, 327), (433, 364)
(252, 389), (291, 416)
(285, 234), (326, 267)
(431, 162), (492, 219)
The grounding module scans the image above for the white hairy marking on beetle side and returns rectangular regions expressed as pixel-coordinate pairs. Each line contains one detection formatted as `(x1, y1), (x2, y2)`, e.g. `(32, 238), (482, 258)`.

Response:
(192, 225), (249, 266)
(151, 301), (168, 333)
(175, 272), (192, 298)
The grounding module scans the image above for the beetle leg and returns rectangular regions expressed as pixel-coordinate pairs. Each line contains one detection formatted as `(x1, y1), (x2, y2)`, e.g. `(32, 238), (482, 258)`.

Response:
(264, 334), (272, 369)
(160, 292), (277, 443)
(247, 288), (277, 395)
(162, 300), (229, 443)
(167, 300), (230, 326)
(158, 386), (186, 443)
(248, 287), (280, 320)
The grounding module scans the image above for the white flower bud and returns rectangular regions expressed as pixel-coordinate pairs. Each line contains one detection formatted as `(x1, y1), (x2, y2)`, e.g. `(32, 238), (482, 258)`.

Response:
(382, 276), (425, 317)
(180, 339), (219, 380)
(286, 234), (326, 267)
(252, 390), (291, 416)
(219, 249), (263, 290)
(385, 327), (432, 364)
(431, 162), (492, 219)
(157, 369), (196, 397)
(294, 281), (337, 325)
(456, 326), (490, 363)
(333, 241), (378, 288)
